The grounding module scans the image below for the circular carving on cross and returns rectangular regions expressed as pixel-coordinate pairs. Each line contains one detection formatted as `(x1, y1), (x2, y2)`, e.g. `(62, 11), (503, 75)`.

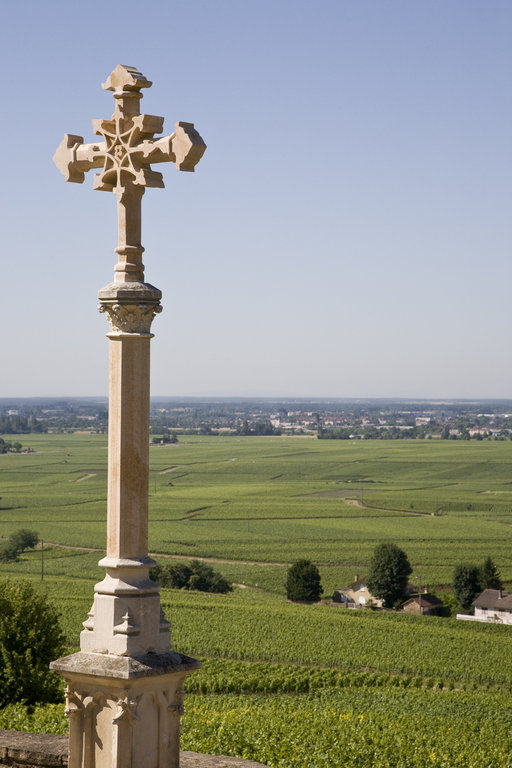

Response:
(94, 117), (155, 195)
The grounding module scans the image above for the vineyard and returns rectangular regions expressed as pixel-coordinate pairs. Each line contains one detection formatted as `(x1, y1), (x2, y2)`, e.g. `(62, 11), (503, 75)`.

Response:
(2, 656), (512, 767)
(2, 433), (512, 765)
(2, 433), (512, 592)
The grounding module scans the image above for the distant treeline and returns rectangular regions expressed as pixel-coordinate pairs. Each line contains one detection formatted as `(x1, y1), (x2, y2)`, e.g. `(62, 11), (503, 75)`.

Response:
(318, 427), (512, 441)
(0, 416), (46, 435)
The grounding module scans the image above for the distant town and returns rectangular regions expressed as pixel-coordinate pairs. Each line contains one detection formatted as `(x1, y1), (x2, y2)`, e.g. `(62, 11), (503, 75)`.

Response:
(1, 397), (512, 441)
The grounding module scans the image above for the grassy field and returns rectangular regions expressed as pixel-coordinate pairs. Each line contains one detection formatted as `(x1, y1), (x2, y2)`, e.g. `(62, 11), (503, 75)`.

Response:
(2, 433), (512, 766)
(2, 433), (512, 592)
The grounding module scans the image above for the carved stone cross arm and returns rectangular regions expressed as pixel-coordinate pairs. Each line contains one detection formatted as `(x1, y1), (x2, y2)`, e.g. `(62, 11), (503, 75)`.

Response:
(54, 121), (204, 187)
(53, 64), (206, 283)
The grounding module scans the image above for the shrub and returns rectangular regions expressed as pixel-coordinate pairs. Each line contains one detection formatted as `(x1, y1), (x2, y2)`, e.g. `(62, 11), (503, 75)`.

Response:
(151, 560), (233, 594)
(0, 580), (65, 706)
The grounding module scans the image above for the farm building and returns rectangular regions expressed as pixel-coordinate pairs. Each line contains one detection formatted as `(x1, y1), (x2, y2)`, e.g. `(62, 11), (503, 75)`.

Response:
(402, 593), (443, 616)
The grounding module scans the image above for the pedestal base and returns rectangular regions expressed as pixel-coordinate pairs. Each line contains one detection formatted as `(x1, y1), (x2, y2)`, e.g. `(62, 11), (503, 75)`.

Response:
(51, 652), (201, 768)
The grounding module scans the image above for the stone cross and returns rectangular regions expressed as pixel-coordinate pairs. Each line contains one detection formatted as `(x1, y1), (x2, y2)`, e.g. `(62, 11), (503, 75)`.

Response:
(54, 63), (205, 285)
(51, 66), (205, 768)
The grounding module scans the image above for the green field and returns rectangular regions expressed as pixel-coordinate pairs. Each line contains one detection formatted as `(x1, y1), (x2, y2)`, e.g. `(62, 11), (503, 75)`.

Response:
(2, 433), (512, 766)
(2, 433), (512, 591)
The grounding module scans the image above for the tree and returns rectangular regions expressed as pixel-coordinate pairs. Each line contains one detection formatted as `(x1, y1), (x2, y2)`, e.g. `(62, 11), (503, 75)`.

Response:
(479, 556), (502, 591)
(286, 560), (323, 602)
(9, 529), (38, 553)
(453, 564), (481, 612)
(366, 543), (412, 608)
(0, 541), (20, 563)
(0, 580), (65, 706)
(0, 529), (38, 562)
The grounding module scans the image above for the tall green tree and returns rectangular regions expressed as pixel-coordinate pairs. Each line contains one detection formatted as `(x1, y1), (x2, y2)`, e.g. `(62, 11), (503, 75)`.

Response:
(286, 560), (323, 602)
(0, 580), (64, 706)
(453, 564), (481, 611)
(479, 556), (502, 590)
(366, 543), (412, 608)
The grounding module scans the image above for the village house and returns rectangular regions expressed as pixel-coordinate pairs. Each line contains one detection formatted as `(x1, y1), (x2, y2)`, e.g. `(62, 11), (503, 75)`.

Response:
(470, 589), (512, 624)
(333, 575), (384, 608)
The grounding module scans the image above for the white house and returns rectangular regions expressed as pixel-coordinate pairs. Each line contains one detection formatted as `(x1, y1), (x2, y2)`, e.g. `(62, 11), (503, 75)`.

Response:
(458, 589), (512, 624)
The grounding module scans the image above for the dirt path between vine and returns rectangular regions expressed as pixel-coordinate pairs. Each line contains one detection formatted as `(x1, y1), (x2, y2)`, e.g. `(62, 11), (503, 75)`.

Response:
(344, 497), (432, 516)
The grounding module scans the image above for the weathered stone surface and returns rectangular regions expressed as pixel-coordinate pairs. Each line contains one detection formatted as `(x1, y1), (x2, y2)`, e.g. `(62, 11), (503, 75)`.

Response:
(0, 733), (270, 768)
(0, 731), (67, 767)
(50, 652), (200, 680)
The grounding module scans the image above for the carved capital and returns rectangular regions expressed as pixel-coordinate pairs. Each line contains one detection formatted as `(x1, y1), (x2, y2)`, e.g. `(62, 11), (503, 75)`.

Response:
(99, 301), (162, 334)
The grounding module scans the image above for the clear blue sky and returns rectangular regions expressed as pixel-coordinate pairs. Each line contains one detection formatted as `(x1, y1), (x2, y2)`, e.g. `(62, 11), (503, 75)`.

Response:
(2, 1), (511, 398)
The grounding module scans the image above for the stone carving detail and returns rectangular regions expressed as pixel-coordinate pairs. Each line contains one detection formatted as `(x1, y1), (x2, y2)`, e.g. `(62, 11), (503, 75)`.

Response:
(113, 694), (139, 725)
(64, 684), (85, 718)
(168, 688), (185, 716)
(82, 609), (94, 632)
(99, 301), (162, 334)
(113, 611), (140, 636)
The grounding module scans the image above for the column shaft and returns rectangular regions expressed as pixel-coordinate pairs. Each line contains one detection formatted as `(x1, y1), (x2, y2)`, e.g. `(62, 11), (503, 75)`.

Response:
(107, 334), (150, 561)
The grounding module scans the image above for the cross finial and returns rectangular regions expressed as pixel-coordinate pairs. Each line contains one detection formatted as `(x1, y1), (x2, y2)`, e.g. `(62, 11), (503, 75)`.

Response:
(54, 65), (206, 283)
(102, 64), (152, 92)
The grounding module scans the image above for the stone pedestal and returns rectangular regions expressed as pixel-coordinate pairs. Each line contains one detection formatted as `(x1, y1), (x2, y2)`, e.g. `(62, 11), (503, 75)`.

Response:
(50, 653), (200, 768)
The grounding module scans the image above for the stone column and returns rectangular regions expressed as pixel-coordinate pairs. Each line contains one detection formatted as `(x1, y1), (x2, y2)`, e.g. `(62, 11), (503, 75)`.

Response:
(50, 65), (205, 768)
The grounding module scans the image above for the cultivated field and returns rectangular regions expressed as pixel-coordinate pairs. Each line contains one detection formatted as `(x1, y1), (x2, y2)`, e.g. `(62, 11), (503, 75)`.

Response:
(2, 433), (512, 766)
(2, 433), (512, 591)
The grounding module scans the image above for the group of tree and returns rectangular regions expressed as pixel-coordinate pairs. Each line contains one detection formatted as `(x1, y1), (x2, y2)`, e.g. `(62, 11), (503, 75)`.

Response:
(150, 559), (233, 594)
(318, 426), (431, 440)
(0, 415), (46, 434)
(237, 420), (282, 436)
(0, 437), (24, 454)
(151, 428), (178, 444)
(453, 556), (502, 611)
(0, 529), (39, 563)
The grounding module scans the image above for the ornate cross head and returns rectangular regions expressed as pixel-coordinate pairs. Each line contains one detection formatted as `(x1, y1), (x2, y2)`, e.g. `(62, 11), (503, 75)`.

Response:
(54, 65), (206, 283)
(54, 64), (206, 198)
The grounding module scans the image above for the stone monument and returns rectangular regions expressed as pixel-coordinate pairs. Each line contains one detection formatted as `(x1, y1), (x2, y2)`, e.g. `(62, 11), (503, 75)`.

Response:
(50, 65), (206, 768)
